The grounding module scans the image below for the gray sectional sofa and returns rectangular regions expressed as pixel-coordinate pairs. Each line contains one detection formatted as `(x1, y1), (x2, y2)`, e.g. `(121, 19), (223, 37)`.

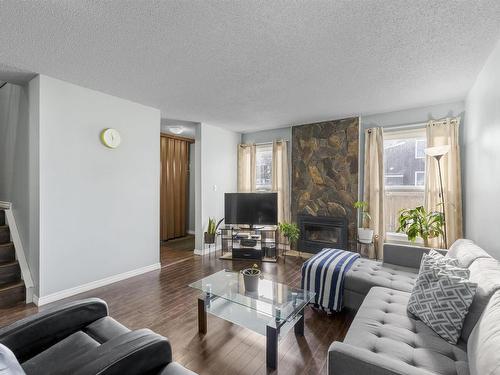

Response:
(329, 239), (500, 375)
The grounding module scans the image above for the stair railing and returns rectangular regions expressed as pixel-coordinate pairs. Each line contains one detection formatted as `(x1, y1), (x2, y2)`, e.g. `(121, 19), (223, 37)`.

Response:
(0, 201), (34, 303)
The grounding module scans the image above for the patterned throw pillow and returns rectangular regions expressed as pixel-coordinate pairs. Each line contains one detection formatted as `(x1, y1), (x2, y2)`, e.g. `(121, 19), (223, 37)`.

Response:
(425, 249), (460, 269)
(408, 252), (477, 344)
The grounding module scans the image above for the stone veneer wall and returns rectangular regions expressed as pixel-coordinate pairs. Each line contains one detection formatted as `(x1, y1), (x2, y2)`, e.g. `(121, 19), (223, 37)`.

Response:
(291, 117), (359, 251)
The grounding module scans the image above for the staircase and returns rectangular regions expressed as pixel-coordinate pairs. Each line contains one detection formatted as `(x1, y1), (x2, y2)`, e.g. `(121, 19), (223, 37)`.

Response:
(0, 209), (26, 307)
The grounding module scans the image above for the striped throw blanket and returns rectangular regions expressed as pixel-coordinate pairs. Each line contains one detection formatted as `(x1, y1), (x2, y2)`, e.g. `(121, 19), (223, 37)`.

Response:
(301, 248), (360, 312)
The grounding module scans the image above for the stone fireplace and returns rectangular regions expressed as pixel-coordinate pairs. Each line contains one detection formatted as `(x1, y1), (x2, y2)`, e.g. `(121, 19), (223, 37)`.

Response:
(297, 215), (347, 253)
(292, 117), (359, 251)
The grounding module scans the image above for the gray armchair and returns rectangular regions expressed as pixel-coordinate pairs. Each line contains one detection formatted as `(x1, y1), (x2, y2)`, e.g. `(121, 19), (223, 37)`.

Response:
(0, 298), (196, 375)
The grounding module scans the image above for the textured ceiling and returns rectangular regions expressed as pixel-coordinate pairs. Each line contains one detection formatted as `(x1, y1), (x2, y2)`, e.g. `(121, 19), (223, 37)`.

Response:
(1, 1), (500, 132)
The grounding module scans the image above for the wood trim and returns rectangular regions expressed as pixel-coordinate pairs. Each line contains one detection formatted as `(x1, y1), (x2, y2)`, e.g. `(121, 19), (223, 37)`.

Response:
(160, 133), (195, 143)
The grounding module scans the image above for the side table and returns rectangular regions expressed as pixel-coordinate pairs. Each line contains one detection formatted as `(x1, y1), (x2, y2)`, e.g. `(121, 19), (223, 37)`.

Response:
(356, 239), (374, 258)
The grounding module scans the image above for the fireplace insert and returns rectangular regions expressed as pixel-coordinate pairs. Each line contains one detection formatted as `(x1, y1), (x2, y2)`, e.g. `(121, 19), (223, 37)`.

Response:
(297, 215), (348, 253)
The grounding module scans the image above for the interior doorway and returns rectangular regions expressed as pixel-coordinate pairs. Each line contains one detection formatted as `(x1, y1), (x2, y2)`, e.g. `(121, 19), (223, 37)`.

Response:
(160, 133), (195, 242)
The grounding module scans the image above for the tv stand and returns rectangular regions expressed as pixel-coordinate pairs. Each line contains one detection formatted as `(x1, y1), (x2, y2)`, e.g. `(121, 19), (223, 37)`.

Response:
(248, 225), (263, 230)
(220, 225), (278, 262)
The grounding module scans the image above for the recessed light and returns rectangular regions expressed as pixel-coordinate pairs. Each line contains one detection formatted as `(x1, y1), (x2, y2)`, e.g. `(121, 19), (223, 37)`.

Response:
(168, 126), (184, 135)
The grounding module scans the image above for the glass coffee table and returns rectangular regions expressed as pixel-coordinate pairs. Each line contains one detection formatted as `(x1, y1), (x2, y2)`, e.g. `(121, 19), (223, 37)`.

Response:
(189, 269), (315, 370)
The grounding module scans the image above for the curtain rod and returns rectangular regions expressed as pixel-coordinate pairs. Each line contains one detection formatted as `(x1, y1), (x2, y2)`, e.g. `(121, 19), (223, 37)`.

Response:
(382, 122), (427, 132)
(252, 140), (289, 146)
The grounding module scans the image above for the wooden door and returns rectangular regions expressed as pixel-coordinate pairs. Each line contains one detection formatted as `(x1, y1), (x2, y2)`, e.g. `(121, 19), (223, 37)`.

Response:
(160, 134), (193, 240)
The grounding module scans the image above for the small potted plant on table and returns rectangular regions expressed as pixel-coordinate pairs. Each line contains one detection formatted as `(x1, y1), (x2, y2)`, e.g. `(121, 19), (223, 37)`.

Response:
(241, 264), (261, 292)
(354, 201), (374, 244)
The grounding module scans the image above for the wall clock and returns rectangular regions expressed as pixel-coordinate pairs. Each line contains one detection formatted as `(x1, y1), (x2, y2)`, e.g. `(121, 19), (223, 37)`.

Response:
(100, 128), (122, 149)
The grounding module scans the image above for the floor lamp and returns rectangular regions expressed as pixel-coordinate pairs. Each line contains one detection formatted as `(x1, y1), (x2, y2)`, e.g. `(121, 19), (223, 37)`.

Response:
(424, 145), (450, 249)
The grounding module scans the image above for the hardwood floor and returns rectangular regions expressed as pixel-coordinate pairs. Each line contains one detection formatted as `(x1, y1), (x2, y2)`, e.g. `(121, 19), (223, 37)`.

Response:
(160, 235), (196, 266)
(0, 245), (354, 374)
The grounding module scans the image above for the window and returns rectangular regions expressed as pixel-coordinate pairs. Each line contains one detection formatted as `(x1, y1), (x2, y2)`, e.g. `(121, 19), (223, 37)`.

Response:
(383, 127), (426, 235)
(255, 144), (273, 191)
(385, 174), (404, 186)
(415, 171), (425, 186)
(415, 139), (426, 159)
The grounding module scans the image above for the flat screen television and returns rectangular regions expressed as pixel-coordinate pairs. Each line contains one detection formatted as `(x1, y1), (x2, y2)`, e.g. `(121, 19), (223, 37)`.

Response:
(224, 193), (278, 226)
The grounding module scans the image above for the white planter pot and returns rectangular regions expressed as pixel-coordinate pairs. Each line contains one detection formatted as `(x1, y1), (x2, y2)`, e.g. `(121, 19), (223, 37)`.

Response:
(358, 228), (374, 244)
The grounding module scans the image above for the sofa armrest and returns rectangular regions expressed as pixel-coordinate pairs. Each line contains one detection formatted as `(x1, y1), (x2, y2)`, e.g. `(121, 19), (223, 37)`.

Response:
(328, 342), (434, 375)
(65, 329), (172, 375)
(383, 243), (438, 269)
(0, 298), (108, 362)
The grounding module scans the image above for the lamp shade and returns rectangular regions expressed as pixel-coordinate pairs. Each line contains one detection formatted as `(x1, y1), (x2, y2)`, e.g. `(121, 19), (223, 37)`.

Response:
(424, 145), (450, 157)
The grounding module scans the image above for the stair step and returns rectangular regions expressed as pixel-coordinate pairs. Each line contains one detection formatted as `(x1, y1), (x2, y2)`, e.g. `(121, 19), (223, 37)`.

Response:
(0, 260), (21, 285)
(0, 242), (15, 263)
(0, 281), (25, 307)
(0, 210), (4, 226)
(0, 225), (10, 244)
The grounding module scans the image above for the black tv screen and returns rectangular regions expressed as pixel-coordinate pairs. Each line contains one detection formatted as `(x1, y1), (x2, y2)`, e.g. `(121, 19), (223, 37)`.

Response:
(225, 193), (278, 226)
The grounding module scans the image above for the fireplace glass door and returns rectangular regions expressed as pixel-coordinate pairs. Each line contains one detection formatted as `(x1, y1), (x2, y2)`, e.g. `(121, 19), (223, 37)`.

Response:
(304, 224), (341, 246)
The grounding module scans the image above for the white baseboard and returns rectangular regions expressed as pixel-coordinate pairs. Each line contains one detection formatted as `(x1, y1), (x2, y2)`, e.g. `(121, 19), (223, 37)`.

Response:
(33, 263), (161, 306)
(194, 245), (221, 256)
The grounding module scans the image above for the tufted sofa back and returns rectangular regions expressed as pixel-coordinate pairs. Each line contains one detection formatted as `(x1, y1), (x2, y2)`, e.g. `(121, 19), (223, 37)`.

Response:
(467, 290), (500, 375)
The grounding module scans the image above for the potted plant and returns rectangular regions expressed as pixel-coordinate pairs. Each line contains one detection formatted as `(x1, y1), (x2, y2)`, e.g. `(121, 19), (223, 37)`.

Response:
(354, 201), (374, 244)
(204, 217), (216, 244)
(396, 206), (444, 247)
(278, 222), (300, 255)
(241, 264), (261, 292)
(204, 217), (224, 244)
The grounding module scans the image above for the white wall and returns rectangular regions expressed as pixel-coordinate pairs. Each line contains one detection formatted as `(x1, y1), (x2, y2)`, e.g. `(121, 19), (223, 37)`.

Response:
(29, 77), (40, 294)
(0, 83), (31, 284)
(464, 39), (500, 260)
(195, 123), (240, 252)
(35, 75), (161, 299)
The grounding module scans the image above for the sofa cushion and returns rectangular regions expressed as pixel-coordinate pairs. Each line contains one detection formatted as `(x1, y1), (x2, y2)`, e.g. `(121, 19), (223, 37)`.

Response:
(22, 331), (100, 374)
(345, 258), (417, 295)
(467, 290), (500, 375)
(344, 287), (469, 375)
(425, 249), (461, 269)
(446, 240), (491, 268)
(83, 316), (130, 343)
(461, 257), (500, 341)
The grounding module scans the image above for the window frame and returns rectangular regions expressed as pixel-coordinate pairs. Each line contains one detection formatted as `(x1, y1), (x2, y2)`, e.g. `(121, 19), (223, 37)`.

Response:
(415, 139), (426, 159)
(414, 171), (425, 187)
(382, 126), (427, 240)
(255, 143), (273, 191)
